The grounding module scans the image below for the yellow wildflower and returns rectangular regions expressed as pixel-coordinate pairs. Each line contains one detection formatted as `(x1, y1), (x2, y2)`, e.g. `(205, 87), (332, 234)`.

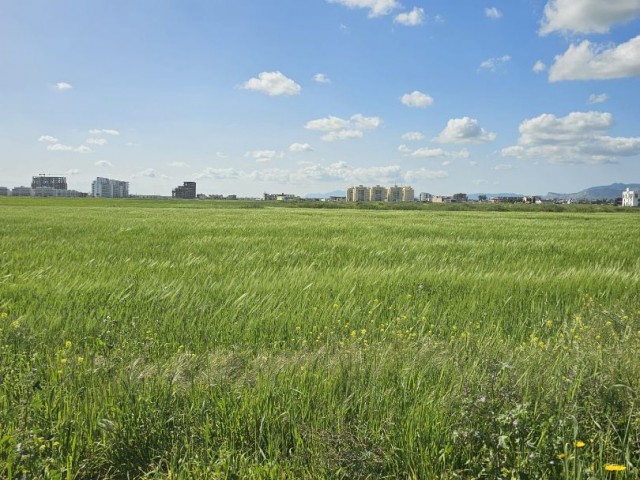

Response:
(604, 464), (626, 472)
(59, 358), (67, 364)
(557, 453), (565, 460)
(65, 340), (72, 349)
(0, 312), (8, 319)
(77, 356), (84, 364)
(575, 440), (585, 448)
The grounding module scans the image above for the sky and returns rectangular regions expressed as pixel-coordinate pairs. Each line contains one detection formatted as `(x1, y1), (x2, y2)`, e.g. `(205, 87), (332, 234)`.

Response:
(1, 0), (639, 197)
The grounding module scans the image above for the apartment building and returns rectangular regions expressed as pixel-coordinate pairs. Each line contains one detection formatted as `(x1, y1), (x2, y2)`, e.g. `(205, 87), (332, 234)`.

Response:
(32, 175), (67, 190)
(622, 188), (639, 207)
(346, 185), (368, 202)
(172, 182), (197, 199)
(92, 177), (129, 198)
(347, 184), (414, 202)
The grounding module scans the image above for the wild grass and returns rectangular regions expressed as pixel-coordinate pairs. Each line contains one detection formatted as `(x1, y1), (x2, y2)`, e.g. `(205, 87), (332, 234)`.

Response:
(0, 198), (639, 478)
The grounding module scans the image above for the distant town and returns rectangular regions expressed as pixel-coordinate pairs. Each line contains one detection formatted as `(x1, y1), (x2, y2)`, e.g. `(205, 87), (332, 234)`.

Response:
(1, 175), (639, 207)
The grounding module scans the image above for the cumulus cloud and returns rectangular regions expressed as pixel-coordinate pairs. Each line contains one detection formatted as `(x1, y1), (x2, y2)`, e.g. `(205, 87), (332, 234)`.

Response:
(196, 168), (242, 180)
(289, 143), (313, 152)
(54, 82), (73, 90)
(95, 160), (113, 168)
(539, 0), (640, 35)
(401, 131), (425, 141)
(38, 135), (59, 143)
(327, 0), (401, 17)
(242, 71), (301, 96)
(47, 144), (92, 153)
(89, 129), (120, 136)
(314, 73), (331, 83)
(245, 150), (284, 162)
(479, 55), (511, 72)
(394, 7), (425, 26)
(588, 93), (608, 104)
(306, 113), (381, 142)
(549, 36), (640, 82)
(501, 111), (640, 164)
(493, 164), (513, 170)
(132, 168), (168, 179)
(86, 138), (108, 146)
(405, 147), (470, 159)
(436, 117), (496, 144)
(400, 91), (434, 108)
(485, 7), (503, 19)
(533, 60), (547, 73)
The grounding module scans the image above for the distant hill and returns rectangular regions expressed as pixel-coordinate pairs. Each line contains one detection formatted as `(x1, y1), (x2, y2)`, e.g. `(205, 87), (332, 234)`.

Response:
(304, 190), (346, 199)
(546, 183), (640, 201)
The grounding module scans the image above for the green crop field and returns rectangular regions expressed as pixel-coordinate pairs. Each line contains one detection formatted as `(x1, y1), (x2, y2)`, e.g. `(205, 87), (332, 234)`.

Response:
(1, 198), (639, 479)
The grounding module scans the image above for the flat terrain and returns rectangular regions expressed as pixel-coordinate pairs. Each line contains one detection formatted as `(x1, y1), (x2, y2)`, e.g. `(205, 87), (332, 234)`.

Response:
(1, 199), (639, 478)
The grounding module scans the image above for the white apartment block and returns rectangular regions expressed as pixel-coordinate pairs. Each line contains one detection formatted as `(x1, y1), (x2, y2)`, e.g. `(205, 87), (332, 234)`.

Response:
(92, 177), (129, 198)
(346, 184), (414, 202)
(622, 188), (638, 207)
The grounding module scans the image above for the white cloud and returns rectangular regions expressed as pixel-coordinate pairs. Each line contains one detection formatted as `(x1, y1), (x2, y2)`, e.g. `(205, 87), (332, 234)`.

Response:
(306, 113), (381, 142)
(327, 0), (401, 17)
(473, 178), (487, 185)
(404, 168), (449, 181)
(196, 168), (242, 180)
(132, 168), (165, 178)
(407, 147), (470, 159)
(65, 169), (80, 175)
(549, 36), (640, 82)
(436, 117), (496, 144)
(533, 60), (547, 73)
(95, 160), (113, 168)
(86, 138), (108, 146)
(305, 115), (350, 131)
(401, 131), (425, 141)
(54, 82), (73, 90)
(400, 91), (434, 108)
(398, 144), (412, 154)
(479, 55), (511, 72)
(322, 129), (364, 142)
(501, 111), (640, 164)
(588, 93), (608, 104)
(89, 129), (120, 136)
(38, 135), (58, 143)
(242, 71), (301, 96)
(485, 7), (503, 19)
(289, 143), (313, 152)
(168, 161), (189, 167)
(539, 0), (640, 35)
(494, 164), (513, 170)
(394, 7), (425, 26)
(47, 144), (92, 153)
(314, 73), (331, 83)
(245, 150), (284, 162)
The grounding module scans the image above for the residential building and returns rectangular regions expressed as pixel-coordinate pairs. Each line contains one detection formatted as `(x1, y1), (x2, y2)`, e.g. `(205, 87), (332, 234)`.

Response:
(346, 185), (368, 202)
(12, 186), (33, 196)
(419, 192), (433, 202)
(369, 185), (387, 202)
(622, 188), (639, 207)
(387, 186), (402, 202)
(263, 192), (297, 201)
(452, 193), (468, 203)
(433, 196), (452, 203)
(0, 187), (9, 196)
(92, 177), (129, 198)
(172, 182), (196, 199)
(32, 175), (67, 190)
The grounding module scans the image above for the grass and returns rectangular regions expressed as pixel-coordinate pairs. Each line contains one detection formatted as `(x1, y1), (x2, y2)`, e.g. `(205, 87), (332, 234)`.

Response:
(0, 198), (639, 478)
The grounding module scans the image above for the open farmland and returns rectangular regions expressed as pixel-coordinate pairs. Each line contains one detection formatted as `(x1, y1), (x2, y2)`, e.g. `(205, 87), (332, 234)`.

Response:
(1, 199), (639, 479)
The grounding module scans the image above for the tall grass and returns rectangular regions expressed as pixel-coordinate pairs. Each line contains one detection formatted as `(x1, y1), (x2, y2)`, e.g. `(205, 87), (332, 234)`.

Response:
(0, 198), (639, 478)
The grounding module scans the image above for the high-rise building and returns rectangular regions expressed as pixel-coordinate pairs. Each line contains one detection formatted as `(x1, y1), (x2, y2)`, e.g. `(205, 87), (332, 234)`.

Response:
(369, 185), (387, 202)
(92, 177), (129, 198)
(346, 185), (368, 202)
(419, 192), (432, 202)
(32, 175), (67, 190)
(172, 182), (196, 199)
(622, 188), (638, 207)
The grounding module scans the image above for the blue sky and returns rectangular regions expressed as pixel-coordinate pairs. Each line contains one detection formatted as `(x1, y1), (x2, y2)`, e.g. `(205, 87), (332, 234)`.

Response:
(1, 0), (639, 196)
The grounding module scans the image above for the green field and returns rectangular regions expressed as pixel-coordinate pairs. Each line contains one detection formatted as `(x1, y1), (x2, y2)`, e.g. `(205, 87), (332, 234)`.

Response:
(1, 198), (639, 479)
